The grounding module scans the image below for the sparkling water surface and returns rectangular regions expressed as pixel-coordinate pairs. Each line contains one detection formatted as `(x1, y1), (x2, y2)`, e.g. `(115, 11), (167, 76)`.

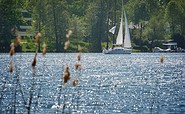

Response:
(0, 53), (185, 114)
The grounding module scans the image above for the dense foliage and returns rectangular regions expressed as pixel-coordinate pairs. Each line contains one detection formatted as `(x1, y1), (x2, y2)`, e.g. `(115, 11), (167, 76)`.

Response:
(0, 0), (185, 52)
(0, 0), (24, 52)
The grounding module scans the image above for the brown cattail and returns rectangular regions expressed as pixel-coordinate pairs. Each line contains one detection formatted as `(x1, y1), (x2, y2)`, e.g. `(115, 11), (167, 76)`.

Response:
(10, 42), (14, 47)
(66, 34), (70, 39)
(77, 53), (81, 61)
(9, 43), (15, 56)
(9, 61), (13, 73)
(32, 53), (37, 68)
(68, 30), (72, 36)
(160, 54), (164, 63)
(15, 35), (21, 46)
(64, 40), (70, 50)
(78, 45), (82, 52)
(72, 79), (78, 87)
(74, 63), (81, 71)
(63, 73), (71, 84)
(42, 43), (46, 56)
(64, 65), (69, 72)
(66, 30), (73, 39)
(63, 66), (71, 84)
(35, 32), (41, 44)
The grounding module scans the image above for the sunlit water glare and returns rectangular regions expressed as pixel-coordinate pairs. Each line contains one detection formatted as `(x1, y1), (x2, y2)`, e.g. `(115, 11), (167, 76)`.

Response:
(0, 53), (185, 114)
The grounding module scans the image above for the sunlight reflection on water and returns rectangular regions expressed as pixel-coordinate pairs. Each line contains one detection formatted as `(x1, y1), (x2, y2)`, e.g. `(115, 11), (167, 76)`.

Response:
(0, 53), (185, 113)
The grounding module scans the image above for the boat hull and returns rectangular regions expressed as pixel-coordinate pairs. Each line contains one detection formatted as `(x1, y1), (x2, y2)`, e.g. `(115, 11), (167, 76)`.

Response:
(103, 47), (131, 54)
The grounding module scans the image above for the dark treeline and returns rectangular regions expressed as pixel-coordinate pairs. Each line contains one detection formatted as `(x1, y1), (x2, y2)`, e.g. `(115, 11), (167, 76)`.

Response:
(0, 0), (185, 52)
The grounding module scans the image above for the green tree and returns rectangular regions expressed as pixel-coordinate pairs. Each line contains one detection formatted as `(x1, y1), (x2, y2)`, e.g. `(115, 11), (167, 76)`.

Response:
(125, 0), (157, 50)
(143, 14), (166, 52)
(85, 0), (107, 52)
(30, 0), (69, 52)
(165, 0), (184, 35)
(0, 0), (23, 52)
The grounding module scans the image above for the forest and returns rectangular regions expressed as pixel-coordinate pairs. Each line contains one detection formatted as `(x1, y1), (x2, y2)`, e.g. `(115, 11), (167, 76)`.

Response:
(0, 0), (185, 52)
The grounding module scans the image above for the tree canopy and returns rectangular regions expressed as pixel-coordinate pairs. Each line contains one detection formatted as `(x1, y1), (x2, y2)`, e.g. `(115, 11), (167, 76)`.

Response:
(1, 0), (185, 52)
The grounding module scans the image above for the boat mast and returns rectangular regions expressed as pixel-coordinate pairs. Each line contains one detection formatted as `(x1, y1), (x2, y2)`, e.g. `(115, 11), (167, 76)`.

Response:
(122, 0), (124, 47)
(113, 0), (116, 45)
(115, 0), (123, 46)
(123, 2), (132, 48)
(106, 0), (110, 49)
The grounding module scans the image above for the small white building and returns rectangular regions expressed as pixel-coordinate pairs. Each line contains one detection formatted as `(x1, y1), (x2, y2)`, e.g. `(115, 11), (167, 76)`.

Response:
(18, 9), (33, 39)
(154, 41), (185, 52)
(162, 42), (177, 50)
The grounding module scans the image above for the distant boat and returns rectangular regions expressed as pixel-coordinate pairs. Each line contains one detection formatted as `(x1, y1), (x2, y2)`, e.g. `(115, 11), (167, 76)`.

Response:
(103, 1), (132, 54)
(153, 42), (185, 52)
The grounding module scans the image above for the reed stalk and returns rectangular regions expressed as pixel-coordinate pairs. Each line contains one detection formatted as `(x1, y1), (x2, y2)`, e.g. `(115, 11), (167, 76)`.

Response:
(0, 30), (86, 113)
(27, 73), (35, 114)
(62, 86), (67, 113)
(34, 60), (46, 113)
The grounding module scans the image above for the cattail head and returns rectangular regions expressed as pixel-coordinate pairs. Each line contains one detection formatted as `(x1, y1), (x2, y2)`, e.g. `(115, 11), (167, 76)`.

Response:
(32, 53), (37, 68)
(35, 32), (41, 44)
(78, 45), (82, 52)
(64, 65), (69, 72)
(9, 43), (15, 56)
(66, 34), (70, 39)
(63, 66), (71, 84)
(15, 35), (21, 46)
(68, 30), (73, 36)
(66, 30), (73, 39)
(74, 63), (81, 71)
(77, 53), (81, 62)
(63, 73), (71, 84)
(9, 61), (13, 73)
(160, 54), (164, 63)
(10, 42), (14, 47)
(72, 79), (78, 87)
(64, 40), (70, 50)
(42, 43), (46, 56)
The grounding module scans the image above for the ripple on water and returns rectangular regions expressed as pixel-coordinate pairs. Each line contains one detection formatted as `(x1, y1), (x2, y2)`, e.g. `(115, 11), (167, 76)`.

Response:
(0, 53), (184, 113)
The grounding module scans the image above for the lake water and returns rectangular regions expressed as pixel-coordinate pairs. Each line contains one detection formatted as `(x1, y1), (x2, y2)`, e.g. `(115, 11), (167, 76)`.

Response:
(0, 53), (185, 114)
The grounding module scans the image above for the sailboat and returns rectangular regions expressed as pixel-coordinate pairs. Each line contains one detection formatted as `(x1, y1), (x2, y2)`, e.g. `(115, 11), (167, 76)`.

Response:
(103, 2), (132, 54)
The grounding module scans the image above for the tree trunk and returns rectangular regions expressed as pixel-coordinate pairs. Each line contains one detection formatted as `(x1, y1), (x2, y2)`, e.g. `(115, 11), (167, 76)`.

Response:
(52, 1), (59, 52)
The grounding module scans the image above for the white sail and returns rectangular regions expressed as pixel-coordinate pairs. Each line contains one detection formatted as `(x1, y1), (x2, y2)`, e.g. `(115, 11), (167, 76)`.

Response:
(102, 0), (132, 54)
(116, 16), (123, 45)
(123, 9), (131, 48)
(109, 25), (116, 34)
